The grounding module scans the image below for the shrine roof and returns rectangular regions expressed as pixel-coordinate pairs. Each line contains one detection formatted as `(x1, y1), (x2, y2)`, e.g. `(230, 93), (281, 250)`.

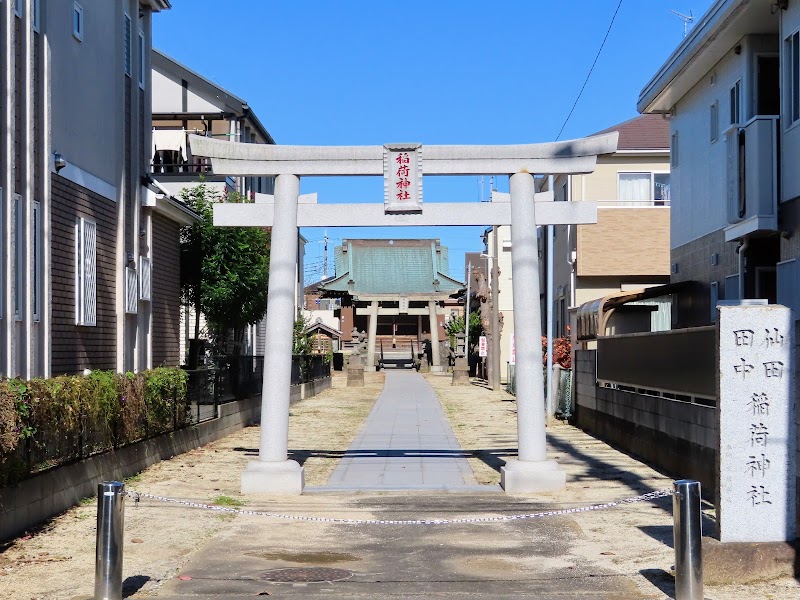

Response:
(319, 239), (465, 296)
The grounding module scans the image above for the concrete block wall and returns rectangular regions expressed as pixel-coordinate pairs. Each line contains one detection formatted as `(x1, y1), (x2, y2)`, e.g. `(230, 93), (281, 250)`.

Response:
(574, 350), (717, 498)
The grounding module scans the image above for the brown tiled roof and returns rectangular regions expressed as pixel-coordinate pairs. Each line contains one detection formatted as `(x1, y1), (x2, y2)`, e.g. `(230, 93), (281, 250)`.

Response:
(591, 113), (670, 150)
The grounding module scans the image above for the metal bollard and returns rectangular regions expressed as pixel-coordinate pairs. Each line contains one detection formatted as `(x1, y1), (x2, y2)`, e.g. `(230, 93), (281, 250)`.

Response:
(94, 481), (125, 600)
(673, 479), (703, 600)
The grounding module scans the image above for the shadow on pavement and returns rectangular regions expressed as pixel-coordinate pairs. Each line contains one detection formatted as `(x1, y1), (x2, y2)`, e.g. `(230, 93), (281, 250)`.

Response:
(639, 568), (675, 599)
(122, 575), (151, 597)
(234, 446), (518, 474)
(546, 433), (674, 513)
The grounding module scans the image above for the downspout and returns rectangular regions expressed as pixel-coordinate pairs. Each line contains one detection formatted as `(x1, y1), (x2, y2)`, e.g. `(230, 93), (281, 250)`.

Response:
(737, 237), (749, 300)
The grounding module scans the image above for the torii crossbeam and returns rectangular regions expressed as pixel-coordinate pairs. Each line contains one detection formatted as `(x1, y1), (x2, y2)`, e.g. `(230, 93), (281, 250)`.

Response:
(190, 133), (618, 495)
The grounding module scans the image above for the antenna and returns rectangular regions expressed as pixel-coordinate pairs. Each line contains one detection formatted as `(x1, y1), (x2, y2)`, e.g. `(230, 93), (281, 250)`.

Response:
(670, 9), (694, 38)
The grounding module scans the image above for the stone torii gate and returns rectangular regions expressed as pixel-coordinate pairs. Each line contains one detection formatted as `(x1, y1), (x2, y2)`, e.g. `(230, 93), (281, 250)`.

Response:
(189, 133), (618, 495)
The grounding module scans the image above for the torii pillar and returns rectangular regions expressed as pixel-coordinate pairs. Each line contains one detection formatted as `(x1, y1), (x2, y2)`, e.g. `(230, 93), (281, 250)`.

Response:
(189, 133), (618, 495)
(499, 172), (564, 492)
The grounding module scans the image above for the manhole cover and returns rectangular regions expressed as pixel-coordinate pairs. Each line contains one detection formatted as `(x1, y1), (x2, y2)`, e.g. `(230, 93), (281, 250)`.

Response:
(257, 567), (354, 583)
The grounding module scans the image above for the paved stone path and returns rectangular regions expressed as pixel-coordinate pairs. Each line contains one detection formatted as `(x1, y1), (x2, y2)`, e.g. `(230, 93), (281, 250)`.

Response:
(321, 370), (485, 490)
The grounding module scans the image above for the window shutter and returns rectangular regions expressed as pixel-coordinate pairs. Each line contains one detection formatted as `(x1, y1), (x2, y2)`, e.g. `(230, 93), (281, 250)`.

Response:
(139, 256), (151, 301)
(125, 267), (138, 314)
(83, 219), (97, 325)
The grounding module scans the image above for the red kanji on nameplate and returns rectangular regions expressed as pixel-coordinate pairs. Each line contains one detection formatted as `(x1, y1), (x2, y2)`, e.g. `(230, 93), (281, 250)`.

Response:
(384, 143), (422, 213)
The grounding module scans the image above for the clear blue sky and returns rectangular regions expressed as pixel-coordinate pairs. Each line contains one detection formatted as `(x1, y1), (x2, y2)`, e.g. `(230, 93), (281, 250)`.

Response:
(153, 0), (714, 283)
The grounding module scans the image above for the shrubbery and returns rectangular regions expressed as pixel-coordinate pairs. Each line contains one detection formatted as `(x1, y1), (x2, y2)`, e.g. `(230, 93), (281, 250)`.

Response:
(0, 368), (188, 486)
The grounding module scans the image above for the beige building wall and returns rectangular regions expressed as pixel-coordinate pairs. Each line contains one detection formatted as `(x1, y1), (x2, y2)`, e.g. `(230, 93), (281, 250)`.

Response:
(545, 151), (671, 338)
(569, 155), (671, 201)
(577, 207), (670, 276)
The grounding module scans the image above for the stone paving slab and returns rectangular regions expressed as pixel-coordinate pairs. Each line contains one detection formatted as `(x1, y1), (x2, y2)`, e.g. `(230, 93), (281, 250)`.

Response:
(324, 371), (482, 490)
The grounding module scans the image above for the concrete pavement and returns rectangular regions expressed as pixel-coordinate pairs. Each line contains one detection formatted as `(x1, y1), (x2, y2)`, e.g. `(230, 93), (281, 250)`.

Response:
(144, 372), (660, 599)
(150, 492), (649, 599)
(320, 371), (487, 491)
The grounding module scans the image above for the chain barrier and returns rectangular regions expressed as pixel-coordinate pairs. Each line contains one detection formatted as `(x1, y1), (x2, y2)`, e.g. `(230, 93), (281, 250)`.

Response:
(123, 488), (673, 526)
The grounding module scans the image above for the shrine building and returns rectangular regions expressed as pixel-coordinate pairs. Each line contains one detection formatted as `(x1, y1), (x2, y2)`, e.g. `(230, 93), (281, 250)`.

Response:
(318, 239), (465, 371)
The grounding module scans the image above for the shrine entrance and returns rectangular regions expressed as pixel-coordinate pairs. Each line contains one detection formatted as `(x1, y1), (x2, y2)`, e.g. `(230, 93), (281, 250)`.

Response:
(190, 133), (618, 495)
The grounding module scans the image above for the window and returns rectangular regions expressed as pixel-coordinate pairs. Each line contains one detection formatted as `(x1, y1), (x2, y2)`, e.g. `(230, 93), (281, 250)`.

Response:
(710, 282), (719, 323)
(138, 30), (145, 88)
(618, 172), (670, 206)
(32, 201), (41, 321)
(654, 173), (671, 204)
(730, 80), (741, 126)
(125, 267), (138, 314)
(561, 181), (568, 202)
(73, 2), (84, 41)
(785, 31), (800, 126)
(123, 14), (131, 76)
(13, 0), (22, 17)
(33, 0), (40, 30)
(710, 101), (719, 142)
(139, 256), (151, 301)
(671, 132), (678, 167)
(75, 217), (96, 326)
(14, 195), (22, 320)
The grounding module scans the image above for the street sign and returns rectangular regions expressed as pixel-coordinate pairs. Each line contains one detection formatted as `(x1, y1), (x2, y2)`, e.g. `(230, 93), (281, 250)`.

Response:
(479, 336), (487, 357)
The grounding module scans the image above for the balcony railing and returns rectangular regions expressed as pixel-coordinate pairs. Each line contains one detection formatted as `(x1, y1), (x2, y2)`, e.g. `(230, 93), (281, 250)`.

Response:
(593, 199), (671, 207)
(724, 115), (779, 241)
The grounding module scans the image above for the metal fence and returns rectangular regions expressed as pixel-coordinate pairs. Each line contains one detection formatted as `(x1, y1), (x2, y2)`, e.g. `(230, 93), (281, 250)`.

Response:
(505, 364), (573, 418)
(291, 354), (331, 385)
(596, 327), (716, 400)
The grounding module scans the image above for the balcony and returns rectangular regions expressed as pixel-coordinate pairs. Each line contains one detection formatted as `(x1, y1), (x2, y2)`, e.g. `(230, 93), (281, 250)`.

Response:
(724, 115), (779, 242)
(576, 201), (670, 278)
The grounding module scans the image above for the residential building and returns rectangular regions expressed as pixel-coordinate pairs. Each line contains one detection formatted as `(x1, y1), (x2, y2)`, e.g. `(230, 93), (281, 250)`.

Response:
(0, 0), (200, 378)
(637, 0), (798, 327)
(150, 50), (304, 361)
(150, 48), (275, 199)
(486, 114), (671, 373)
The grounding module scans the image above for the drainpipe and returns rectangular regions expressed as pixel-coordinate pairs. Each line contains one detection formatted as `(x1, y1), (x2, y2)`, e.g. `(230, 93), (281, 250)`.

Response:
(737, 237), (749, 300)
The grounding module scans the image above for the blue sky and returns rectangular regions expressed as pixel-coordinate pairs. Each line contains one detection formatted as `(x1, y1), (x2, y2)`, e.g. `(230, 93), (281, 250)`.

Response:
(153, 0), (714, 283)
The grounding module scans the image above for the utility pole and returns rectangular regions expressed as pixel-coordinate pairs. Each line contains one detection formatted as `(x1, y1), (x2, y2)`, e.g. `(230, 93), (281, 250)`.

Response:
(546, 175), (555, 422)
(323, 230), (329, 280)
(491, 225), (501, 391)
(465, 262), (472, 366)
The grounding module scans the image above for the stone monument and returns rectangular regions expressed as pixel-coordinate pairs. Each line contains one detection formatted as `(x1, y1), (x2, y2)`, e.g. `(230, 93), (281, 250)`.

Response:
(347, 328), (367, 387)
(452, 332), (469, 385)
(717, 305), (795, 542)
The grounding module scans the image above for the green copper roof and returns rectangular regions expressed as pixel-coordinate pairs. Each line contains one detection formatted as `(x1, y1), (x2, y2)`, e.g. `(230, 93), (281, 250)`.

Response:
(320, 239), (464, 296)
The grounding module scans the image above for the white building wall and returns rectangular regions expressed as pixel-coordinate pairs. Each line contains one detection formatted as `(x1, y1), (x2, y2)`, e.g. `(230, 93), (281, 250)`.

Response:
(781, 6), (800, 202)
(670, 45), (745, 249)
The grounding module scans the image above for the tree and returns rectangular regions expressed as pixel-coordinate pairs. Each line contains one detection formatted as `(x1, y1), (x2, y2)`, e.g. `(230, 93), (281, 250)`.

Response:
(180, 182), (271, 353)
(444, 312), (482, 350)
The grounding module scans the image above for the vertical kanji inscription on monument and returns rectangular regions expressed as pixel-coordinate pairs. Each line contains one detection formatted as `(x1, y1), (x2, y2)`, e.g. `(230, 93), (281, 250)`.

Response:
(718, 305), (796, 542)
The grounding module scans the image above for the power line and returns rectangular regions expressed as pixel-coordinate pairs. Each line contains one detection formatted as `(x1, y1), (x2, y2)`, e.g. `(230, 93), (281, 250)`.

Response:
(555, 0), (624, 142)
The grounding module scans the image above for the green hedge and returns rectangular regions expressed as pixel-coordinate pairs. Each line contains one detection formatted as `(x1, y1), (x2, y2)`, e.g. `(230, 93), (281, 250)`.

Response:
(0, 368), (188, 487)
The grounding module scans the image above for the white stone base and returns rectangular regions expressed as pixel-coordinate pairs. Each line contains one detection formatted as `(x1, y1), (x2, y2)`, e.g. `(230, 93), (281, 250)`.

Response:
(500, 459), (566, 493)
(430, 366), (446, 373)
(241, 459), (305, 495)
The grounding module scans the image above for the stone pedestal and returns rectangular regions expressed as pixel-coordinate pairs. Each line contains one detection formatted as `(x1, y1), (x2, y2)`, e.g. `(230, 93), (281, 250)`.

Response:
(347, 355), (365, 387)
(418, 354), (430, 373)
(452, 357), (469, 385)
(500, 459), (566, 493)
(241, 460), (305, 494)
